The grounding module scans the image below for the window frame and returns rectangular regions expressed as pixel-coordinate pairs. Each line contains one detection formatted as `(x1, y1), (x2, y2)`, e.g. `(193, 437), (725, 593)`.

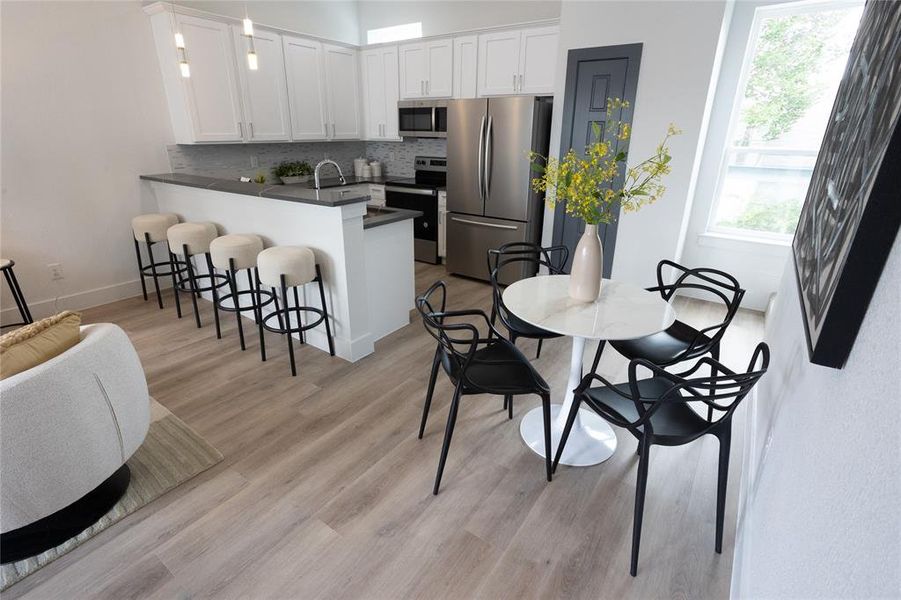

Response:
(704, 0), (864, 242)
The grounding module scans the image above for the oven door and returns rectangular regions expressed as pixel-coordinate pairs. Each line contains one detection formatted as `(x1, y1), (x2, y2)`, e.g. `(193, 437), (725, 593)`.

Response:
(385, 186), (439, 264)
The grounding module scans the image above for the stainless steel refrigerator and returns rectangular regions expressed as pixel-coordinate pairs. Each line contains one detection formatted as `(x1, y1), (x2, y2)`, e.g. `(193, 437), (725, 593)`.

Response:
(445, 96), (553, 283)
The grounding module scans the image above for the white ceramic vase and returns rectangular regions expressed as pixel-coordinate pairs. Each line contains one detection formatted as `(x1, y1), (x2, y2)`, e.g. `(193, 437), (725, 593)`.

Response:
(569, 223), (602, 302)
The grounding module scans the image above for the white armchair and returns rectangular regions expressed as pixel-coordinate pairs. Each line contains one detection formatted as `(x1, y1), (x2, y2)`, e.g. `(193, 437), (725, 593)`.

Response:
(0, 323), (150, 549)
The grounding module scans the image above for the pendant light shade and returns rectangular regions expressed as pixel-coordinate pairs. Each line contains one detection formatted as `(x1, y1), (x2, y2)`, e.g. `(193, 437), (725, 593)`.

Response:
(247, 51), (258, 71)
(174, 32), (185, 49)
(179, 61), (191, 78)
(243, 17), (254, 36)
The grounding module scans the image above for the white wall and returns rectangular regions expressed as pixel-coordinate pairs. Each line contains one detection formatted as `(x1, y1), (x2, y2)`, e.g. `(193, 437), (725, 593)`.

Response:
(1, 1), (173, 323)
(169, 1), (361, 45)
(541, 0), (729, 288)
(357, 0), (561, 43)
(732, 234), (901, 597)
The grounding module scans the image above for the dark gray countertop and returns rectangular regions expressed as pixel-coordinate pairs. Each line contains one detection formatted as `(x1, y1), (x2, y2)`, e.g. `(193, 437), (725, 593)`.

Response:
(141, 173), (377, 207)
(140, 173), (420, 228)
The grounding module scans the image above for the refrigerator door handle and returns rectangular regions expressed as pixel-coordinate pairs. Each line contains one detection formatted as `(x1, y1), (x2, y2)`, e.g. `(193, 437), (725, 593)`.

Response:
(477, 115), (487, 202)
(450, 216), (518, 230)
(483, 115), (493, 201)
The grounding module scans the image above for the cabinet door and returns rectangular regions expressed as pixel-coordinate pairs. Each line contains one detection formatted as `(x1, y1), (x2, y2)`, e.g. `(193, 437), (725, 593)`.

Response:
(518, 27), (558, 95)
(233, 27), (291, 141)
(425, 39), (453, 98)
(453, 35), (478, 99)
(323, 44), (361, 139)
(398, 42), (427, 99)
(361, 46), (400, 139)
(477, 30), (520, 97)
(176, 15), (244, 142)
(283, 35), (328, 140)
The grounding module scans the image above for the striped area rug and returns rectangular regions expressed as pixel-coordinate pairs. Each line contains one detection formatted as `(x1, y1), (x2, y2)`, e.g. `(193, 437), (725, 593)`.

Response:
(1, 401), (222, 590)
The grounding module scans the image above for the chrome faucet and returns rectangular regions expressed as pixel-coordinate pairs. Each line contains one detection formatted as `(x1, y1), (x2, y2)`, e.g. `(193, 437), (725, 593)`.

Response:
(314, 159), (346, 189)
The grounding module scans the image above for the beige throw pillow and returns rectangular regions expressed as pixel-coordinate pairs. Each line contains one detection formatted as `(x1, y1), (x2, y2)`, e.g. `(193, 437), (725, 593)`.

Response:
(0, 311), (82, 379)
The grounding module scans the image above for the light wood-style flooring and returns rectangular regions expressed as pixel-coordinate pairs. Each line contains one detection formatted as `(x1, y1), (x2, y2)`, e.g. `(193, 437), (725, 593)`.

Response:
(6, 263), (764, 599)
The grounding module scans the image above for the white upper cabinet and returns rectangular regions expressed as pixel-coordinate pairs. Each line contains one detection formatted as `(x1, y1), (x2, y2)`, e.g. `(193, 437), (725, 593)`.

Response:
(322, 44), (361, 139)
(425, 39), (453, 97)
(477, 30), (521, 96)
(233, 27), (291, 142)
(151, 13), (244, 143)
(282, 35), (328, 140)
(361, 46), (400, 140)
(477, 26), (558, 96)
(399, 39), (453, 99)
(398, 43), (427, 99)
(453, 35), (478, 99)
(518, 27), (558, 95)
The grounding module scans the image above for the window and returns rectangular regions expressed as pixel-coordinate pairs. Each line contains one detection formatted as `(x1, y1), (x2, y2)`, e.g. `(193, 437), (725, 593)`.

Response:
(707, 1), (863, 241)
(366, 22), (422, 45)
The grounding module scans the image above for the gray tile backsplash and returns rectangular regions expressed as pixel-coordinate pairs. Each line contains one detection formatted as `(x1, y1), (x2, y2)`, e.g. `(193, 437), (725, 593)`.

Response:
(365, 139), (447, 177)
(166, 138), (447, 181)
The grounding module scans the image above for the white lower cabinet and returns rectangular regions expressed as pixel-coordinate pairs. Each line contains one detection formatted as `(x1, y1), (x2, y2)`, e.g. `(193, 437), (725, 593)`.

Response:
(361, 46), (400, 140)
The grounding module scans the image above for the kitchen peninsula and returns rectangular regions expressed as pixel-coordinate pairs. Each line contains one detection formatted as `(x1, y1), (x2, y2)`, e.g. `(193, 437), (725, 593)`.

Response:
(141, 173), (420, 362)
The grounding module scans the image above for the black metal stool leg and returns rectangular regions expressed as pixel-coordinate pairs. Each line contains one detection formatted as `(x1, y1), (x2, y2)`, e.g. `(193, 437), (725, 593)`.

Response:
(3, 267), (33, 324)
(183, 244), (202, 329)
(145, 233), (164, 309)
(206, 253), (221, 339)
(229, 258), (246, 351)
(315, 266), (335, 356)
(169, 251), (183, 319)
(133, 238), (148, 302)
(293, 286), (305, 344)
(272, 287), (285, 331)
(255, 268), (266, 361)
(281, 275), (297, 376)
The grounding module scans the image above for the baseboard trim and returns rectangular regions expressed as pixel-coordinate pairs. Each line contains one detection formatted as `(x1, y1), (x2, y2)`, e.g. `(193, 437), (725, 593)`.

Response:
(0, 278), (170, 325)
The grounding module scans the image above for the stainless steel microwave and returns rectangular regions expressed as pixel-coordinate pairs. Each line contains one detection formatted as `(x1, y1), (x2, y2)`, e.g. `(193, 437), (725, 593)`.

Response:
(398, 100), (447, 138)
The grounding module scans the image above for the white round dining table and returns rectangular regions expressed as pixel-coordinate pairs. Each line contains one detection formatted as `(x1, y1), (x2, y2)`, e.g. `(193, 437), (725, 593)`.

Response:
(502, 275), (676, 466)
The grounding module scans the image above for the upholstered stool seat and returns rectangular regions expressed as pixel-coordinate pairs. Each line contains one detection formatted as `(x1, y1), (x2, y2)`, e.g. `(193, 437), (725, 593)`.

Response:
(210, 234), (264, 271)
(131, 213), (178, 243)
(209, 234), (274, 353)
(0, 259), (33, 329)
(130, 213), (182, 310)
(257, 246), (334, 376)
(167, 222), (228, 333)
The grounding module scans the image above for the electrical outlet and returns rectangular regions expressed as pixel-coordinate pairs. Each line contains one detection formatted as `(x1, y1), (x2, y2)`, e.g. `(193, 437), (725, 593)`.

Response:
(250, 154), (259, 168)
(47, 263), (64, 281)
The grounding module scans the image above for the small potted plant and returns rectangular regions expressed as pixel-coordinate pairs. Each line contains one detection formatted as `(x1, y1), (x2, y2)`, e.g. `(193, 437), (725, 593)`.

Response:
(272, 160), (313, 185)
(530, 97), (680, 302)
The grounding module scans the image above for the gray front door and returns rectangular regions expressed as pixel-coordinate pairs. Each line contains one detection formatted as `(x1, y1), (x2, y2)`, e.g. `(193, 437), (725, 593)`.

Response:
(552, 44), (642, 274)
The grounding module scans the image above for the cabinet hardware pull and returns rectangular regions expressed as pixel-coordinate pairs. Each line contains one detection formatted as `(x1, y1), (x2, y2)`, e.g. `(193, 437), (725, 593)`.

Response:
(238, 122), (244, 137)
(249, 122), (254, 138)
(519, 74), (523, 91)
(513, 74), (516, 91)
(332, 123), (336, 137)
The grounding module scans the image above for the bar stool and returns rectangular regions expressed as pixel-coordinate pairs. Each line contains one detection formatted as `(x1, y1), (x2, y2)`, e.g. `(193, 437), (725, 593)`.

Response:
(1, 259), (34, 329)
(167, 222), (228, 334)
(209, 234), (275, 353)
(131, 213), (180, 309)
(257, 246), (335, 376)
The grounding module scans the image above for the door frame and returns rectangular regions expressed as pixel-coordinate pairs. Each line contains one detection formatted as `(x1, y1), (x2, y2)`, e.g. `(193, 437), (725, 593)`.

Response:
(552, 43), (643, 275)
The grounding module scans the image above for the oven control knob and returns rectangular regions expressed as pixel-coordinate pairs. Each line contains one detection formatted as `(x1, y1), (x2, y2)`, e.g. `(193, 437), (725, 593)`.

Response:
(423, 222), (429, 229)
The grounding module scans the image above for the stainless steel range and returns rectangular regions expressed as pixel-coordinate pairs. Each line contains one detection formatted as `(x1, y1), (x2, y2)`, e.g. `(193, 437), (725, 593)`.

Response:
(385, 156), (446, 264)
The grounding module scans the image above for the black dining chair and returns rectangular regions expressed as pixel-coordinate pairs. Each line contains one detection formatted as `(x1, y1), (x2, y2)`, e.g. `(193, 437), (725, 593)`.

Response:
(487, 242), (569, 359)
(554, 342), (770, 576)
(487, 243), (568, 418)
(589, 260), (745, 418)
(416, 280), (553, 494)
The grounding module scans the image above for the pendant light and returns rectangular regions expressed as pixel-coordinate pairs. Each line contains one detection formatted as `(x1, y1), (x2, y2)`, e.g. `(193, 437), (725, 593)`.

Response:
(243, 6), (258, 70)
(171, 4), (190, 78)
